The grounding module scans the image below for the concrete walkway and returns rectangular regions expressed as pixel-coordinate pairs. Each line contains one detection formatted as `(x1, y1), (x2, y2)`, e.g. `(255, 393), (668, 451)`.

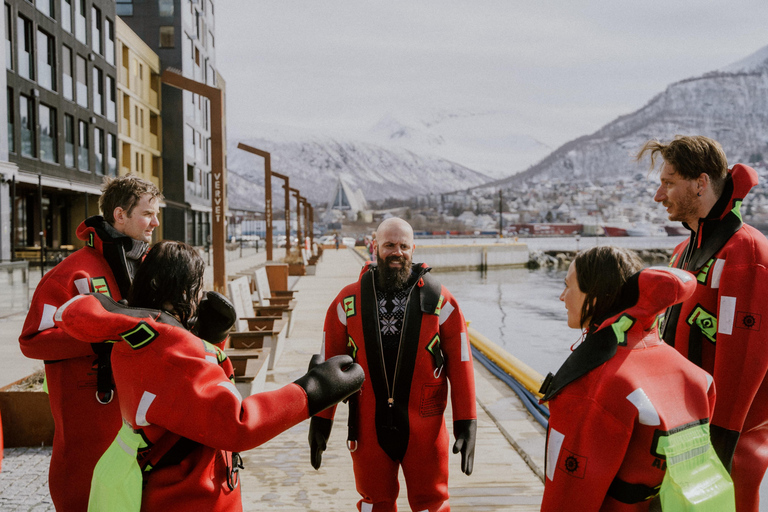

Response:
(0, 247), (546, 511)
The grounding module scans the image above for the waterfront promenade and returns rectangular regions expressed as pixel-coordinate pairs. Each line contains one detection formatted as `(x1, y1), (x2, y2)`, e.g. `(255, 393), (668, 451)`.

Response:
(0, 247), (546, 511)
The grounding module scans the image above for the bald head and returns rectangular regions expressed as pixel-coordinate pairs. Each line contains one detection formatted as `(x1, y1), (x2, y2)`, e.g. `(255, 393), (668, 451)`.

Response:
(376, 217), (414, 243)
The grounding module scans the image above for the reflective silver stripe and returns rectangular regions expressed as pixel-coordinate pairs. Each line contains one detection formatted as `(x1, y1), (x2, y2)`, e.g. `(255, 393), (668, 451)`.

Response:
(626, 388), (660, 426)
(439, 301), (454, 326)
(546, 427), (565, 481)
(135, 391), (156, 427)
(336, 302), (347, 326)
(117, 432), (136, 456)
(218, 381), (243, 403)
(668, 444), (710, 465)
(53, 295), (87, 323)
(74, 278), (91, 295)
(460, 332), (469, 362)
(39, 304), (58, 331)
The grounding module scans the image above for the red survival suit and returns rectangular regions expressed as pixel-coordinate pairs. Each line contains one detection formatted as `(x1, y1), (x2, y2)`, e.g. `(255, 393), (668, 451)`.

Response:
(659, 164), (768, 511)
(539, 267), (716, 511)
(54, 292), (311, 512)
(319, 262), (476, 512)
(19, 216), (137, 511)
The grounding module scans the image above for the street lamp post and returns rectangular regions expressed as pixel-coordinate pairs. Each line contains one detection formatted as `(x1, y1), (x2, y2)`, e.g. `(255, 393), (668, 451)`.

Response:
(236, 143), (274, 261)
(161, 69), (227, 292)
(271, 171), (291, 253)
(290, 188), (302, 250)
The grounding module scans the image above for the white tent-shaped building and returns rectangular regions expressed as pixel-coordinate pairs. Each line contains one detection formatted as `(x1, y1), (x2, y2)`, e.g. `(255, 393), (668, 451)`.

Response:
(323, 177), (370, 222)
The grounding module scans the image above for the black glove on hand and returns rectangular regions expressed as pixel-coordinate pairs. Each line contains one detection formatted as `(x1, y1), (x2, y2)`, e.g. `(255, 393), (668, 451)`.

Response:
(453, 419), (477, 475)
(193, 291), (237, 344)
(308, 416), (333, 470)
(294, 355), (364, 416)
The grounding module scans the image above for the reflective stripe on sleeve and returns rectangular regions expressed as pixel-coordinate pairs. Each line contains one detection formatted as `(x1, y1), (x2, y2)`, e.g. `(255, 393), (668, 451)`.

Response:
(439, 301), (455, 326)
(336, 303), (347, 326)
(74, 278), (91, 295)
(626, 388), (660, 426)
(546, 427), (565, 481)
(718, 296), (737, 335)
(460, 332), (469, 362)
(135, 391), (156, 427)
(710, 259), (725, 289)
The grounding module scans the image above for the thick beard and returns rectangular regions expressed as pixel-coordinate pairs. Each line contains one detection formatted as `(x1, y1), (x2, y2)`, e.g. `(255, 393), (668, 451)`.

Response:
(376, 252), (412, 292)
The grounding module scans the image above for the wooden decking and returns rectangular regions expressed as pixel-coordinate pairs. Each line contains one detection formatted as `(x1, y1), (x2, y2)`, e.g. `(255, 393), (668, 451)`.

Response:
(235, 248), (545, 511)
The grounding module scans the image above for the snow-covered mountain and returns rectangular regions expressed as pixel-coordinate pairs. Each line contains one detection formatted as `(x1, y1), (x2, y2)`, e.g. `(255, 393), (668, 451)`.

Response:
(364, 109), (551, 180)
(225, 134), (492, 211)
(494, 44), (768, 186)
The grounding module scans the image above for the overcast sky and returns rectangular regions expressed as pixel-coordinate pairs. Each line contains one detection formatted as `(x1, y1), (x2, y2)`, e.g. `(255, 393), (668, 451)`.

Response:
(216, 1), (768, 150)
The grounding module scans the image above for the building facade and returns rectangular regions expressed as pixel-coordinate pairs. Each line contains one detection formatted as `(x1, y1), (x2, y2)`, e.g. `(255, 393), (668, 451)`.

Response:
(115, 15), (162, 239)
(5, 0), (118, 256)
(119, 0), (218, 246)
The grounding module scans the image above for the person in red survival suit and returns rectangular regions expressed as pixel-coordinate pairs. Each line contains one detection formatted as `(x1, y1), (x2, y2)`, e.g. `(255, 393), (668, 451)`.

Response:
(308, 218), (477, 512)
(18, 175), (162, 511)
(54, 240), (365, 512)
(639, 136), (768, 511)
(539, 247), (721, 511)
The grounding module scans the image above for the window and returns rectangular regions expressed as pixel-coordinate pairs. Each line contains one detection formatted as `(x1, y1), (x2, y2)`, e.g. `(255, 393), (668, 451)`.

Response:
(187, 164), (194, 181)
(107, 133), (116, 176)
(94, 127), (104, 175)
(7, 89), (13, 153)
(115, 0), (132, 16)
(36, 0), (54, 18)
(19, 94), (35, 158)
(91, 6), (101, 54)
(75, 0), (86, 44)
(39, 103), (57, 163)
(36, 29), (56, 91)
(5, 4), (12, 70)
(62, 45), (73, 100)
(61, 0), (72, 33)
(92, 66), (103, 115)
(78, 119), (89, 171)
(105, 19), (114, 65)
(106, 75), (115, 121)
(159, 26), (174, 48)
(64, 114), (74, 167)
(76, 55), (87, 107)
(17, 15), (33, 80)
(159, 0), (173, 16)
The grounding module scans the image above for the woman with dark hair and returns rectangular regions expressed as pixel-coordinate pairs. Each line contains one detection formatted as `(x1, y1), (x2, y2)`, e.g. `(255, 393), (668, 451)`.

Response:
(539, 246), (733, 511)
(54, 240), (364, 511)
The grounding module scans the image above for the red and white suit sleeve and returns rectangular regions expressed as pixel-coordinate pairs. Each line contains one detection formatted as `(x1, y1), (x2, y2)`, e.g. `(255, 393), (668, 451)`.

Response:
(439, 288), (476, 422)
(712, 260), (768, 432)
(20, 270), (107, 360)
(541, 398), (633, 512)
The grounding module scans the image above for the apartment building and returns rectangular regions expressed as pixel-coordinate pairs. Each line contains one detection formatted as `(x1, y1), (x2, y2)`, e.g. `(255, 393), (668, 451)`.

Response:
(119, 0), (219, 246)
(115, 15), (162, 239)
(5, 0), (118, 255)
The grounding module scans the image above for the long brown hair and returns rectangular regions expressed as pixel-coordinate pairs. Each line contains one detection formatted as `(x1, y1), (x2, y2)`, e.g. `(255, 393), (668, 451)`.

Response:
(573, 246), (644, 332)
(128, 241), (205, 329)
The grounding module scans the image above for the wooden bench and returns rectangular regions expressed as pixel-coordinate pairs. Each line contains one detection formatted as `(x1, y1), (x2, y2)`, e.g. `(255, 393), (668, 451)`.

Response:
(225, 347), (270, 396)
(227, 276), (287, 370)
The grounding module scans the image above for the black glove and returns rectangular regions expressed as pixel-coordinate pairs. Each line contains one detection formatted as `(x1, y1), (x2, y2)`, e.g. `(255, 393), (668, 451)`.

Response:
(293, 355), (364, 416)
(308, 416), (333, 470)
(452, 419), (477, 475)
(193, 291), (237, 344)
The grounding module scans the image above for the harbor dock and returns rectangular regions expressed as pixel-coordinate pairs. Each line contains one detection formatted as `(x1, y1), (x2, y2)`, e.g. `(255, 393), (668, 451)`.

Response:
(0, 247), (546, 511)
